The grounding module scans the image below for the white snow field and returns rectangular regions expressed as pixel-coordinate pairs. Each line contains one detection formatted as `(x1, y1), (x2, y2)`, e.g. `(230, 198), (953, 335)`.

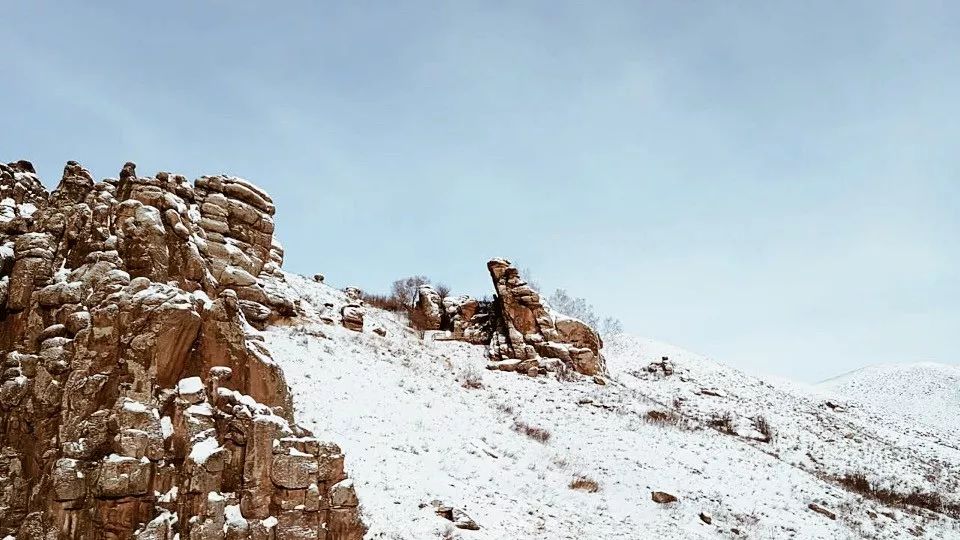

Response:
(261, 272), (960, 539)
(818, 362), (960, 436)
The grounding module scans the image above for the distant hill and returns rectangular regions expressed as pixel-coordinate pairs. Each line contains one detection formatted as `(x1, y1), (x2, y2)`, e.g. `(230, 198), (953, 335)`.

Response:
(818, 362), (960, 434)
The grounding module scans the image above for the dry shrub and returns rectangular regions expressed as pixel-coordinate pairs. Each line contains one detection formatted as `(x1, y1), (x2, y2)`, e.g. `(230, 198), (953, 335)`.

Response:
(362, 292), (404, 312)
(459, 364), (483, 389)
(569, 474), (601, 493)
(554, 361), (578, 382)
(709, 411), (735, 434)
(408, 308), (433, 335)
(753, 415), (774, 442)
(837, 472), (959, 518)
(512, 420), (551, 443)
(645, 409), (678, 424)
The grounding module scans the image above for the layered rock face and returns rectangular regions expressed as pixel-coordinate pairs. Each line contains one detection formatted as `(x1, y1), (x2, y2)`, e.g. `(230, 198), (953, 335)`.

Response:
(485, 259), (604, 376)
(0, 161), (364, 539)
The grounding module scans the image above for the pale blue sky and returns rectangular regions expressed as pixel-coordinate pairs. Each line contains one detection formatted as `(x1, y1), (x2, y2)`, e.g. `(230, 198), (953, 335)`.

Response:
(2, 2), (957, 381)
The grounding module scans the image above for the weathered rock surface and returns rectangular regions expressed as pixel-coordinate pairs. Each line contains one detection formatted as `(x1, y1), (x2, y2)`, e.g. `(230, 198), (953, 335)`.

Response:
(485, 258), (605, 376)
(0, 160), (365, 539)
(441, 295), (490, 345)
(414, 285), (442, 330)
(340, 304), (364, 332)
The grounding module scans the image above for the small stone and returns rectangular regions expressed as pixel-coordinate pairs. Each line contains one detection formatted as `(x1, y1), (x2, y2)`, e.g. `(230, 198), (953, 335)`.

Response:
(699, 512), (712, 524)
(651, 491), (678, 504)
(808, 502), (837, 520)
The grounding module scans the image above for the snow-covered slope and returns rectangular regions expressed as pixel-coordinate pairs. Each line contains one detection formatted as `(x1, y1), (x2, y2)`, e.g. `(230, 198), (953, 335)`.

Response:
(817, 363), (960, 435)
(261, 272), (960, 539)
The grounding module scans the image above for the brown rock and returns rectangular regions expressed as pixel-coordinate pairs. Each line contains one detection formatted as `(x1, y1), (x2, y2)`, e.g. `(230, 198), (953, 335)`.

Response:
(651, 491), (678, 504)
(808, 502), (837, 520)
(0, 161), (365, 539)
(484, 259), (605, 376)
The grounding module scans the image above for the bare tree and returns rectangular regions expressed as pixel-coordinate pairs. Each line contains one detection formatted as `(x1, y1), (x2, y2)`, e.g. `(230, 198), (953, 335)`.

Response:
(390, 275), (429, 309)
(434, 282), (451, 301)
(547, 288), (623, 338)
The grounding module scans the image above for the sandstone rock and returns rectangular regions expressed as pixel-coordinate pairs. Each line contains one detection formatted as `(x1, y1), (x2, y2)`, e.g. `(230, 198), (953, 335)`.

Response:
(341, 303), (364, 332)
(0, 160), (365, 539)
(415, 285), (442, 330)
(484, 259), (605, 376)
(343, 286), (362, 301)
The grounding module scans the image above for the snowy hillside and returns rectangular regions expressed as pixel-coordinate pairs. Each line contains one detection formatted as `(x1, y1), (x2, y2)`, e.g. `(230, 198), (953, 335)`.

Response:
(817, 363), (960, 435)
(262, 272), (960, 539)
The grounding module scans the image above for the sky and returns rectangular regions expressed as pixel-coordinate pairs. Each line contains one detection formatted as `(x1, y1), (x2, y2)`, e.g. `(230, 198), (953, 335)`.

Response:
(2, 1), (957, 382)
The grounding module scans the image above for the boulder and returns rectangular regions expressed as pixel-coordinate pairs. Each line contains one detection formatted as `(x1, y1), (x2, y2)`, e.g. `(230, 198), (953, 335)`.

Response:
(341, 303), (364, 332)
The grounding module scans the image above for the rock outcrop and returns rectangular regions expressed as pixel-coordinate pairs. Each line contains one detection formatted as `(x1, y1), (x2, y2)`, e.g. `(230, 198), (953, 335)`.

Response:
(485, 258), (605, 376)
(0, 160), (365, 539)
(441, 295), (490, 345)
(414, 285), (442, 330)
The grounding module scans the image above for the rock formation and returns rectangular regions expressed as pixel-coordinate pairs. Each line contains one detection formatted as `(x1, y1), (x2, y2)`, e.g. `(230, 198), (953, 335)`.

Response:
(0, 160), (365, 539)
(414, 285), (442, 330)
(485, 258), (605, 376)
(339, 304), (364, 332)
(441, 295), (489, 345)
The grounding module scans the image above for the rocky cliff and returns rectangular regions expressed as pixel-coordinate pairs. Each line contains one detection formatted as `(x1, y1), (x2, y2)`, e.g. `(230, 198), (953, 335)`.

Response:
(0, 161), (365, 539)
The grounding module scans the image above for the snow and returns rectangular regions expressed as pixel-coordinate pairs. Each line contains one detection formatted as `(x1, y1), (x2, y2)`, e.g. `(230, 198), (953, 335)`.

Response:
(186, 403), (215, 416)
(158, 486), (178, 503)
(259, 272), (960, 539)
(224, 504), (246, 531)
(178, 376), (204, 395)
(262, 516), (278, 528)
(188, 436), (222, 465)
(121, 399), (148, 413)
(160, 416), (174, 440)
(817, 362), (960, 434)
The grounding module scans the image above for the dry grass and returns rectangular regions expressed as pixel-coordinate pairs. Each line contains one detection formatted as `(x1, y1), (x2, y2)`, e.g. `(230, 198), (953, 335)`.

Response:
(512, 420), (551, 443)
(569, 474), (601, 493)
(837, 472), (960, 518)
(459, 364), (483, 389)
(362, 293), (405, 312)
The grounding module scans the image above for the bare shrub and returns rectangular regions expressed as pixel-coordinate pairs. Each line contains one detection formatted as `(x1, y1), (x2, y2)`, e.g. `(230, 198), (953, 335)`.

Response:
(645, 409), (678, 424)
(554, 361), (578, 382)
(753, 415), (774, 442)
(512, 420), (551, 443)
(408, 308), (433, 336)
(569, 474), (601, 493)
(434, 282), (451, 300)
(709, 411), (735, 434)
(362, 292), (404, 312)
(836, 472), (960, 518)
(459, 364), (483, 389)
(391, 275), (429, 310)
(495, 401), (515, 415)
(643, 409), (696, 430)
